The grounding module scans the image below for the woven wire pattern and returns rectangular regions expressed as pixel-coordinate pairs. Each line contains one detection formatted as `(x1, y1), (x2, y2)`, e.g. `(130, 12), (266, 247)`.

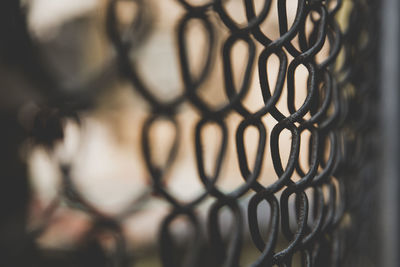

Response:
(0, 0), (379, 266)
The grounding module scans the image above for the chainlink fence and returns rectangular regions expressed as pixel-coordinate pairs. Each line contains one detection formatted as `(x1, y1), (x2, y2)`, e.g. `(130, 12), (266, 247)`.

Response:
(0, 0), (381, 266)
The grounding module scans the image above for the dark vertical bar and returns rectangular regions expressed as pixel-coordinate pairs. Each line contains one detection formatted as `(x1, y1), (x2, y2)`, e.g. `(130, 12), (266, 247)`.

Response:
(381, 0), (400, 266)
(0, 1), (36, 266)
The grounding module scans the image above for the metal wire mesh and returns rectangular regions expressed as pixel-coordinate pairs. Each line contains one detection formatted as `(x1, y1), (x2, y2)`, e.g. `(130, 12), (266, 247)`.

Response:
(0, 0), (380, 266)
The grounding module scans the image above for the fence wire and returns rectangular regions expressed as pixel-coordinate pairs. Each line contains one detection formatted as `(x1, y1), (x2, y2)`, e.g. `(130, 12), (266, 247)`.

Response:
(0, 0), (380, 266)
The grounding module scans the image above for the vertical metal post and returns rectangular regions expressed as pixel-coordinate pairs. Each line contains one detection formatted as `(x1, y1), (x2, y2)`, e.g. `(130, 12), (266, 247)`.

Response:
(381, 0), (400, 266)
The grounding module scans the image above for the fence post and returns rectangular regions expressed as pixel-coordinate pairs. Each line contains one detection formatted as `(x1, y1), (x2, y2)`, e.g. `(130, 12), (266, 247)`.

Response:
(381, 0), (400, 266)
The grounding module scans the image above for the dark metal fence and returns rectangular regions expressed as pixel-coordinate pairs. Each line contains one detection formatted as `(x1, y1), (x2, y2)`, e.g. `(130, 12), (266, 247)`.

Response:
(0, 0), (380, 266)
